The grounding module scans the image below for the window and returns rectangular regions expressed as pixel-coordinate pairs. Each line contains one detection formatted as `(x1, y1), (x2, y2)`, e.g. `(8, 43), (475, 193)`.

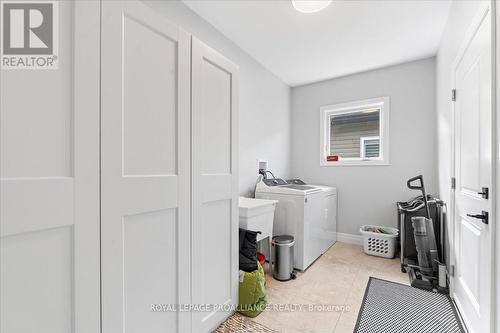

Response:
(320, 97), (390, 166)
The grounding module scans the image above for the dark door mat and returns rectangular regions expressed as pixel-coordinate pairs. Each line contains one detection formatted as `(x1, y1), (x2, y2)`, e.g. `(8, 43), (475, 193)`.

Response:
(354, 277), (466, 333)
(213, 313), (279, 333)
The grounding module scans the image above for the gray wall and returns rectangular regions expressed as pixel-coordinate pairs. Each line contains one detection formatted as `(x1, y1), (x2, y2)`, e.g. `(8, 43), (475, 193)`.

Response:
(291, 58), (437, 235)
(144, 0), (291, 197)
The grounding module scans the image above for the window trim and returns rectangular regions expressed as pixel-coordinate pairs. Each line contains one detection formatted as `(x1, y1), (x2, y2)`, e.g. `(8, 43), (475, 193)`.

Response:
(319, 96), (390, 166)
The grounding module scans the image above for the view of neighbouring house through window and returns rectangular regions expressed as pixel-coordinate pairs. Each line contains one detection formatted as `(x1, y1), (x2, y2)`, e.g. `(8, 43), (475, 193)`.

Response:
(329, 108), (380, 159)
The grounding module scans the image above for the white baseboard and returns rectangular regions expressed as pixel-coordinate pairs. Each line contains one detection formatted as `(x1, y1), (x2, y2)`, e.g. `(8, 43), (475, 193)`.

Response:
(336, 232), (363, 245)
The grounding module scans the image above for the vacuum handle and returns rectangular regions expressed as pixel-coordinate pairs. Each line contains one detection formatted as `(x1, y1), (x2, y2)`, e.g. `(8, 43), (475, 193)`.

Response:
(407, 175), (430, 219)
(407, 175), (424, 190)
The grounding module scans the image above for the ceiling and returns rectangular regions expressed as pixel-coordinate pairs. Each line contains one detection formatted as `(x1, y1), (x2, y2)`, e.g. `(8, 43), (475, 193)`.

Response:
(183, 0), (452, 86)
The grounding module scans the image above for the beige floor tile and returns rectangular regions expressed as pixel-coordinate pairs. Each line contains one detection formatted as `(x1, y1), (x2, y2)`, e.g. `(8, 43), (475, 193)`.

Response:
(222, 242), (407, 333)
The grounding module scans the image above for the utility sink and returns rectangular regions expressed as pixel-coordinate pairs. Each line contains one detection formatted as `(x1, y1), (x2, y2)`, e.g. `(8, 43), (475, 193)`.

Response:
(238, 197), (277, 242)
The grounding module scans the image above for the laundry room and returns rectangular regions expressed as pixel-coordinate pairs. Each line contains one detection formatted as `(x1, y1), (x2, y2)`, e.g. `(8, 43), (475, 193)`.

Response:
(0, 1), (497, 333)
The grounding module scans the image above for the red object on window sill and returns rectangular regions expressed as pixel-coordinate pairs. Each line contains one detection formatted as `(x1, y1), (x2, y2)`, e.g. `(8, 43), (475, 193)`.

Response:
(327, 155), (339, 162)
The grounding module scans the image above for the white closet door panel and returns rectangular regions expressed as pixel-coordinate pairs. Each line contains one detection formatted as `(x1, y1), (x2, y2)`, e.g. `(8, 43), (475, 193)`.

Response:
(0, 1), (100, 332)
(201, 175), (232, 202)
(123, 209), (178, 333)
(191, 37), (239, 333)
(1, 178), (73, 236)
(122, 13), (179, 177)
(101, 1), (191, 332)
(1, 227), (73, 333)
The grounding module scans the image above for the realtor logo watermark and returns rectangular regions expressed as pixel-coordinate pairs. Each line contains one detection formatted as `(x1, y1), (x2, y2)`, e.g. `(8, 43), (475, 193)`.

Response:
(1, 1), (58, 69)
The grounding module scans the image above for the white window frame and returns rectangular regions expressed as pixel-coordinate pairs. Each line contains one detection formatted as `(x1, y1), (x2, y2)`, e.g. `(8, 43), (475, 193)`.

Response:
(319, 96), (390, 166)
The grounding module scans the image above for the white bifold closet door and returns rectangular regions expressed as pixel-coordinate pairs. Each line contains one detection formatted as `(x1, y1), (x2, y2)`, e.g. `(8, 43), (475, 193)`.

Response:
(191, 37), (239, 333)
(0, 1), (100, 333)
(100, 1), (191, 332)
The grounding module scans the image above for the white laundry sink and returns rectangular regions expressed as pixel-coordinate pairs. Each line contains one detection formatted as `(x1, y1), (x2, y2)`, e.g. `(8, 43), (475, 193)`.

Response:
(238, 197), (277, 242)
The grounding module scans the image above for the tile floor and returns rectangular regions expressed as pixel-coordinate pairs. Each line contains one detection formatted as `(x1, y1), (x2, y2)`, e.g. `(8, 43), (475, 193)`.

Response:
(250, 241), (409, 333)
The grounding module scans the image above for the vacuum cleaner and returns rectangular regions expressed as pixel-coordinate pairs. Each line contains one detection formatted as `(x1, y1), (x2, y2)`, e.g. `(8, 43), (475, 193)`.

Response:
(405, 175), (446, 292)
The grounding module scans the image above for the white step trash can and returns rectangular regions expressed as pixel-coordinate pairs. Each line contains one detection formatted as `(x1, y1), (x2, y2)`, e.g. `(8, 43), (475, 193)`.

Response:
(360, 225), (399, 258)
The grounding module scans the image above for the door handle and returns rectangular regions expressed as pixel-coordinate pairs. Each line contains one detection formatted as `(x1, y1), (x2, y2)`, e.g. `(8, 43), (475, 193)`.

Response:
(477, 187), (489, 199)
(467, 211), (489, 224)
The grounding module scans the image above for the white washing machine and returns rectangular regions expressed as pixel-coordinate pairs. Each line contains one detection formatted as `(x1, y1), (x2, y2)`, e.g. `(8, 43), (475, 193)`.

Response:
(255, 178), (323, 271)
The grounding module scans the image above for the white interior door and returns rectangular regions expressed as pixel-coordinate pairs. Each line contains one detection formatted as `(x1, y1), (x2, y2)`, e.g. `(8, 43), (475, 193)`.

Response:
(191, 37), (239, 333)
(0, 1), (100, 332)
(101, 1), (191, 332)
(452, 4), (493, 332)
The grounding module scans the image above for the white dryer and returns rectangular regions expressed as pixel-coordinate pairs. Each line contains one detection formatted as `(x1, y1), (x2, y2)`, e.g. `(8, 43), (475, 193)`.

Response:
(287, 179), (338, 254)
(255, 178), (323, 271)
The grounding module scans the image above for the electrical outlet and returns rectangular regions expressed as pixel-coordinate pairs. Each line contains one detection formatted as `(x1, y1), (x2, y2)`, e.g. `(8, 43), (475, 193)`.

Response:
(257, 159), (268, 172)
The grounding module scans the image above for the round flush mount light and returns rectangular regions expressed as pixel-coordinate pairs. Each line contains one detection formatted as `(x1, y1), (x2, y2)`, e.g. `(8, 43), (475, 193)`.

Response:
(292, 0), (332, 13)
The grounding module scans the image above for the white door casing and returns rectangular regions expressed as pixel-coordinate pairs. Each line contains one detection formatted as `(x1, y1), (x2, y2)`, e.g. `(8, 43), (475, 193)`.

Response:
(191, 37), (239, 332)
(0, 1), (100, 332)
(100, 1), (191, 332)
(451, 3), (494, 332)
(496, 2), (500, 332)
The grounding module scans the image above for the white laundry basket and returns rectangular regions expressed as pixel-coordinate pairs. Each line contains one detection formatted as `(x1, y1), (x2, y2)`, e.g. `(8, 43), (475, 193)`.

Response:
(359, 225), (399, 258)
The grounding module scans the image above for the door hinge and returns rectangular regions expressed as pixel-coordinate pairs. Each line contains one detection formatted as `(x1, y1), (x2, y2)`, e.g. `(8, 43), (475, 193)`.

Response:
(451, 177), (456, 189)
(452, 89), (457, 102)
(449, 265), (455, 277)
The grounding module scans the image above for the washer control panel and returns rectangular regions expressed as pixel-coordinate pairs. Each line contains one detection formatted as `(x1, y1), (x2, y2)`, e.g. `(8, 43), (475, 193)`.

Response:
(263, 178), (288, 186)
(286, 179), (307, 185)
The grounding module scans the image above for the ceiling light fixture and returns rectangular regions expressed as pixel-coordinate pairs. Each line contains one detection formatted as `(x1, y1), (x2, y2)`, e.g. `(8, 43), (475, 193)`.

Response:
(292, 0), (332, 14)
